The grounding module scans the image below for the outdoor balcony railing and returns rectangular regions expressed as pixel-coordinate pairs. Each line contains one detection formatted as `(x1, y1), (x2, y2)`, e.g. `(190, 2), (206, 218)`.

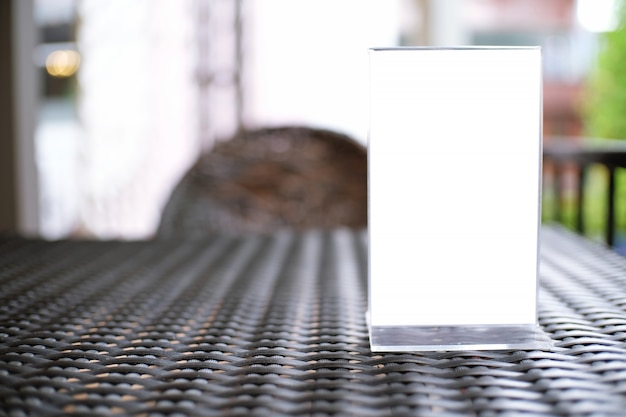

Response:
(543, 137), (626, 251)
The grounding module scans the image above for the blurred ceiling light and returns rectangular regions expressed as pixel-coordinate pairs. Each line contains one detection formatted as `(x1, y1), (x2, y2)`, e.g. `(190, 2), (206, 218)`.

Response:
(45, 50), (81, 77)
(577, 0), (619, 32)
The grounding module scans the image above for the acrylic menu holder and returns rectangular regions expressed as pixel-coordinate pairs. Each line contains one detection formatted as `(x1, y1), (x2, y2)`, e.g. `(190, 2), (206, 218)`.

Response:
(367, 47), (552, 351)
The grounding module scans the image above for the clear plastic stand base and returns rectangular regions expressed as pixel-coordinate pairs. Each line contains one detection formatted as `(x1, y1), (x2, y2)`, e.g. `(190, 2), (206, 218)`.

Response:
(368, 317), (553, 352)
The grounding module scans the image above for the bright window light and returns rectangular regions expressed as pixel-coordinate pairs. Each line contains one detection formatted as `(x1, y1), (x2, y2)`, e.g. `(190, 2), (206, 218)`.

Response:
(577, 0), (619, 32)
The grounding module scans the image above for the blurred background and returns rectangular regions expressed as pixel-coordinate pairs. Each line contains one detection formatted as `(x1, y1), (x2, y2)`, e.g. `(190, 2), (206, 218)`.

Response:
(0, 0), (620, 240)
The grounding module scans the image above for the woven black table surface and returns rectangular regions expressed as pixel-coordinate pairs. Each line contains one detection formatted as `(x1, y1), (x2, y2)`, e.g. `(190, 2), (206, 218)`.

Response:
(2, 226), (626, 416)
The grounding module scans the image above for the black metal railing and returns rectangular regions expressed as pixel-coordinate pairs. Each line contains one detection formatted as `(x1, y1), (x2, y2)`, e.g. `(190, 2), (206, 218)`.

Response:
(543, 137), (626, 249)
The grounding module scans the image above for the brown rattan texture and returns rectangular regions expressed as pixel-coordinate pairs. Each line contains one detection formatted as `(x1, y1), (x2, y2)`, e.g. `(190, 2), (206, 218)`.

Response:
(157, 126), (368, 237)
(2, 226), (626, 416)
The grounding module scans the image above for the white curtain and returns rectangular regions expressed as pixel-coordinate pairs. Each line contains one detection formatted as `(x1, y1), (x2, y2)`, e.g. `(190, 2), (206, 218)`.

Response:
(77, 0), (199, 239)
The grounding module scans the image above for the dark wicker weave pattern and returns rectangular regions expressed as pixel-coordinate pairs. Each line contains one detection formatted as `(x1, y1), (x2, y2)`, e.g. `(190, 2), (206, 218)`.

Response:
(2, 226), (626, 416)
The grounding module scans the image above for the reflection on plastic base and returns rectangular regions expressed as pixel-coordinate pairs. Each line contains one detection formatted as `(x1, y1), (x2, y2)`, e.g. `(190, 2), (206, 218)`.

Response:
(368, 321), (553, 352)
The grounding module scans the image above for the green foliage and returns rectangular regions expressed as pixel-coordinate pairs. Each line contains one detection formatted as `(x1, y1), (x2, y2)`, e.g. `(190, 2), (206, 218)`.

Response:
(583, 0), (626, 139)
(574, 1), (626, 251)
